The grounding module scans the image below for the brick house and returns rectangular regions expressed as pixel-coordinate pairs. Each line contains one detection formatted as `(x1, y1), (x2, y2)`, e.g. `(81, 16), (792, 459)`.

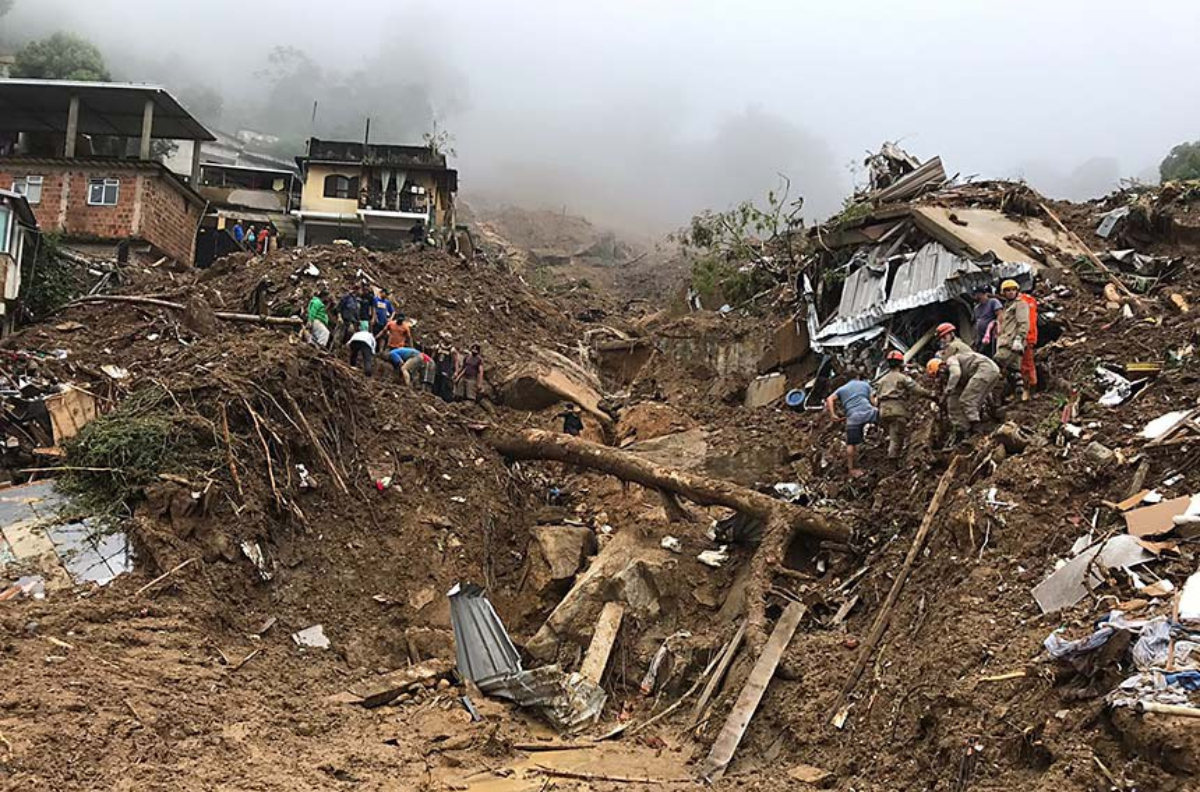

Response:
(0, 79), (215, 264)
(0, 159), (204, 263)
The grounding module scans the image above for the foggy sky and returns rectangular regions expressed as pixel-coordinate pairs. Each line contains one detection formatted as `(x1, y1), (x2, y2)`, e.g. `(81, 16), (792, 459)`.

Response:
(4, 0), (1199, 234)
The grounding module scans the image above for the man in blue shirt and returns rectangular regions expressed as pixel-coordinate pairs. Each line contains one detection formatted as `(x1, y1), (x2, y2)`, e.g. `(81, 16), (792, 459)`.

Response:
(972, 288), (1003, 356)
(388, 346), (421, 384)
(232, 220), (245, 245)
(824, 373), (878, 477)
(373, 288), (395, 331)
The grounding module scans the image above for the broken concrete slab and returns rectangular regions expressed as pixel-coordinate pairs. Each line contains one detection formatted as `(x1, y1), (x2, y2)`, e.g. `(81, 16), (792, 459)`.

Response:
(348, 658), (455, 708)
(757, 316), (810, 374)
(499, 346), (610, 426)
(744, 373), (787, 408)
(627, 428), (708, 472)
(910, 205), (1087, 266)
(1032, 535), (1156, 613)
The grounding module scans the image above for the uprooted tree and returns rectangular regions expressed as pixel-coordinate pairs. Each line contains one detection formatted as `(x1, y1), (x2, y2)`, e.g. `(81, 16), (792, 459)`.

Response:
(482, 428), (849, 649)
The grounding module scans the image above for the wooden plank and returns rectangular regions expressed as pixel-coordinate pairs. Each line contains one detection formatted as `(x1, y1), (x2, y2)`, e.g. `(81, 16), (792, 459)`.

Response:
(44, 387), (98, 445)
(347, 658), (454, 708)
(579, 602), (625, 684)
(700, 602), (806, 781)
(689, 619), (747, 728)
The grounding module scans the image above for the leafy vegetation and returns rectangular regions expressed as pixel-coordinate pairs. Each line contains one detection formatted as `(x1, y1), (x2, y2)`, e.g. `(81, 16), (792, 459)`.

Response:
(1160, 140), (1200, 183)
(13, 32), (110, 81)
(678, 178), (807, 310)
(18, 232), (85, 322)
(61, 387), (217, 517)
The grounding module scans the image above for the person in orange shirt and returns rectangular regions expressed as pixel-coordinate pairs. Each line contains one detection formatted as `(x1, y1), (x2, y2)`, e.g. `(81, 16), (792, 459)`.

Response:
(377, 313), (414, 352)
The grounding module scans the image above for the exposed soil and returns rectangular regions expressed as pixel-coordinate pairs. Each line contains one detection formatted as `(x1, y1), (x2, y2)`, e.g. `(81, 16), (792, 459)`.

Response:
(2, 181), (1200, 791)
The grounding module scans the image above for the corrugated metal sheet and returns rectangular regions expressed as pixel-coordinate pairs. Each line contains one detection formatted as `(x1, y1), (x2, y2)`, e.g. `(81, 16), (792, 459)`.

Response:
(448, 582), (521, 687)
(869, 157), (947, 204)
(835, 252), (889, 320)
(815, 243), (1032, 342)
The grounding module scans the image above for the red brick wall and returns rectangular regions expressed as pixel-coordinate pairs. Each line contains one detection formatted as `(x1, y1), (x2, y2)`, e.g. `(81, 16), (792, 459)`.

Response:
(0, 163), (201, 263)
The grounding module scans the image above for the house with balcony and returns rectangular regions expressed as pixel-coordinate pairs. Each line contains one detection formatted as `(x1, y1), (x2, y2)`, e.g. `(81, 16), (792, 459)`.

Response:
(0, 189), (39, 333)
(0, 79), (214, 265)
(293, 137), (458, 247)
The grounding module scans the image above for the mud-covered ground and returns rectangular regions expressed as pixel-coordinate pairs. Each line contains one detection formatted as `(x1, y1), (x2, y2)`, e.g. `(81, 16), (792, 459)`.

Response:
(3, 182), (1200, 791)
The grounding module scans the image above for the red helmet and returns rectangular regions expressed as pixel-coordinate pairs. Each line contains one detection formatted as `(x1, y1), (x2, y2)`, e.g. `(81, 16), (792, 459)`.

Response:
(886, 350), (904, 362)
(936, 322), (956, 337)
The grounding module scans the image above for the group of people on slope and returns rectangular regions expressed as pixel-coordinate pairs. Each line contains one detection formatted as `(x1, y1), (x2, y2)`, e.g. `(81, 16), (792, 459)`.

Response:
(303, 283), (486, 403)
(231, 220), (278, 256)
(825, 279), (1038, 477)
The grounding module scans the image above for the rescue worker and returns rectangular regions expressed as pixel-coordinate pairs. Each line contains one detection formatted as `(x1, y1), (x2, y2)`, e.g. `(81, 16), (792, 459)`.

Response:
(994, 279), (1038, 401)
(935, 322), (972, 358)
(875, 350), (933, 460)
(927, 344), (1001, 441)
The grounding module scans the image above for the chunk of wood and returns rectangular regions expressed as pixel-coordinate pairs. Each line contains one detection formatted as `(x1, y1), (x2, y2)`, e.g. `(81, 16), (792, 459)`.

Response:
(579, 602), (625, 684)
(700, 602), (806, 781)
(348, 658), (454, 708)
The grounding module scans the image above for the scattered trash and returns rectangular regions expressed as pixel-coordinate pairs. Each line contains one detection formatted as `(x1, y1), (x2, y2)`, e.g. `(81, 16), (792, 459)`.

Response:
(1032, 535), (1156, 613)
(698, 547), (730, 569)
(660, 536), (682, 554)
(460, 695), (481, 722)
(984, 487), (1016, 510)
(374, 476), (393, 492)
(292, 624), (330, 649)
(296, 464), (314, 489)
(1096, 366), (1134, 407)
(303, 263), (320, 277)
(772, 482), (804, 503)
(450, 496), (467, 504)
(240, 540), (272, 581)
(0, 574), (45, 601)
(99, 364), (129, 380)
(639, 631), (691, 695)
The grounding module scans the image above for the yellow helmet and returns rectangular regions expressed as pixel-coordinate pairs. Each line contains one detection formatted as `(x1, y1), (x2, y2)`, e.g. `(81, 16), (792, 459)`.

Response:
(1000, 279), (1020, 292)
(926, 358), (943, 377)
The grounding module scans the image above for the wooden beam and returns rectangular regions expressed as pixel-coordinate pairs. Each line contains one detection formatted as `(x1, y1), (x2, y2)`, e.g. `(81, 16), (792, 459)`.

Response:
(579, 602), (624, 684)
(700, 602), (806, 781)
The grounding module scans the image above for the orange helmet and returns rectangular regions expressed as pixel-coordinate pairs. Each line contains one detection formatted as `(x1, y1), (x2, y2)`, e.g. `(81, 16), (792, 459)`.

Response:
(926, 358), (943, 377)
(886, 350), (904, 363)
(936, 322), (956, 338)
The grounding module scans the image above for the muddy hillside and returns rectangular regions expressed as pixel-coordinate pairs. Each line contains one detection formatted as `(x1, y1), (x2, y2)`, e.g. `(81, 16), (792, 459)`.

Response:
(2, 169), (1200, 792)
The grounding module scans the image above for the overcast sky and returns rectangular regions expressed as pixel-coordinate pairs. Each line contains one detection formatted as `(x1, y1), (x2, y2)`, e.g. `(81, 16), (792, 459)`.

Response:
(5, 0), (1200, 233)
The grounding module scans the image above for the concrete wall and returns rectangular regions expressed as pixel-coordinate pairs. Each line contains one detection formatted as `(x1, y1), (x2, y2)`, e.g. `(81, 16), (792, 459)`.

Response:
(0, 162), (202, 263)
(300, 163), (360, 214)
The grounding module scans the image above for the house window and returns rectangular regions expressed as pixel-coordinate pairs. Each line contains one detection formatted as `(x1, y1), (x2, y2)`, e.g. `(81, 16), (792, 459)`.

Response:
(0, 206), (10, 254)
(323, 174), (358, 200)
(87, 178), (120, 206)
(13, 175), (43, 205)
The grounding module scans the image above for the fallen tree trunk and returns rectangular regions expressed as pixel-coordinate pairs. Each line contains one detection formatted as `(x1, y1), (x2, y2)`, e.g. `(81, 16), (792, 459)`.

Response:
(70, 295), (302, 326)
(483, 428), (849, 647)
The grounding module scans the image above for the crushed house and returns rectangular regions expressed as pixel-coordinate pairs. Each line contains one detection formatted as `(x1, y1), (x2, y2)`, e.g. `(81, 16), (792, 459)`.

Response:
(293, 137), (458, 247)
(0, 78), (214, 265)
(0, 188), (38, 333)
(753, 144), (1092, 408)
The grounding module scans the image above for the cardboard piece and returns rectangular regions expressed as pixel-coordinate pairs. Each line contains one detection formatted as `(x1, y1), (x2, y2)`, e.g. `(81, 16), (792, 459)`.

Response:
(1124, 496), (1192, 538)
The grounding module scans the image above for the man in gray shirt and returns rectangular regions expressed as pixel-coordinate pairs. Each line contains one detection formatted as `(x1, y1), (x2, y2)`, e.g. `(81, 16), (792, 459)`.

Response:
(825, 372), (878, 477)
